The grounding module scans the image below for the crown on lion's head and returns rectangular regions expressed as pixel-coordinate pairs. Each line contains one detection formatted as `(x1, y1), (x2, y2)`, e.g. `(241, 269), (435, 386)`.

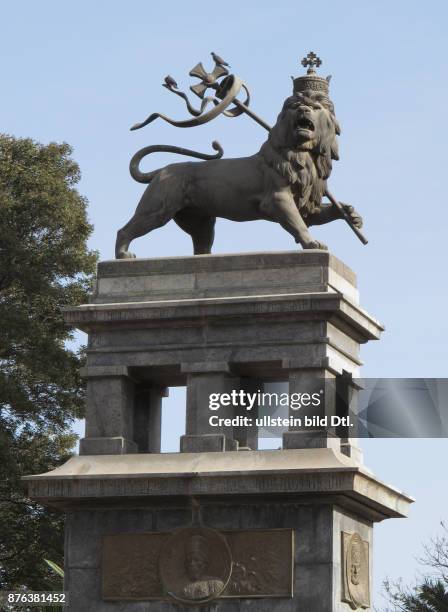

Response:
(259, 89), (341, 216)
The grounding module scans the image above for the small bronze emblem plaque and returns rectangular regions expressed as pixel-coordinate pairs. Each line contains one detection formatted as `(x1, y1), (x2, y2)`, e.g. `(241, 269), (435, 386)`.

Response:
(341, 531), (370, 610)
(102, 528), (293, 601)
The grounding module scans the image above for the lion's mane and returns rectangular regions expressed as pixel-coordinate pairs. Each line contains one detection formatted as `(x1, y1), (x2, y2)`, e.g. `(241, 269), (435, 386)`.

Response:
(259, 94), (341, 217)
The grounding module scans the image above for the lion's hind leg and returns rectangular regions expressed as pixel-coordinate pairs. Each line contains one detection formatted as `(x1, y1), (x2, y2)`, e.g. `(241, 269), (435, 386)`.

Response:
(115, 207), (177, 259)
(116, 175), (186, 258)
(174, 210), (216, 255)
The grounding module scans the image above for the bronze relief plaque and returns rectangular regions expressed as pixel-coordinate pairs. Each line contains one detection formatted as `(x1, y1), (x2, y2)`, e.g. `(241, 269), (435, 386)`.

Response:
(224, 528), (293, 598)
(102, 533), (165, 600)
(341, 531), (370, 610)
(102, 528), (293, 601)
(159, 526), (232, 604)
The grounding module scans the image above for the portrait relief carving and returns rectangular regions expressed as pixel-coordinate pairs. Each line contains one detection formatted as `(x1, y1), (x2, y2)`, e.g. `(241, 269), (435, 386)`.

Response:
(341, 531), (370, 610)
(159, 526), (232, 604)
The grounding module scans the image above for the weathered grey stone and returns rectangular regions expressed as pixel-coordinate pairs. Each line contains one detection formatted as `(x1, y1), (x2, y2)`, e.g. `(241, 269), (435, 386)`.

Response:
(239, 503), (286, 530)
(66, 252), (385, 460)
(24, 251), (409, 611)
(84, 375), (135, 440)
(333, 509), (373, 612)
(233, 378), (261, 450)
(180, 433), (238, 452)
(340, 441), (364, 463)
(201, 505), (242, 530)
(336, 373), (364, 461)
(283, 430), (341, 450)
(80, 365), (133, 379)
(240, 600), (296, 611)
(293, 563), (334, 611)
(94, 251), (358, 303)
(81, 368), (136, 452)
(181, 361), (232, 374)
(65, 509), (154, 571)
(133, 386), (166, 453)
(154, 508), (191, 531)
(61, 500), (375, 611)
(25, 449), (413, 522)
(79, 436), (137, 455)
(65, 568), (100, 612)
(290, 505), (334, 564)
(280, 366), (341, 450)
(63, 253), (382, 393)
(182, 368), (240, 450)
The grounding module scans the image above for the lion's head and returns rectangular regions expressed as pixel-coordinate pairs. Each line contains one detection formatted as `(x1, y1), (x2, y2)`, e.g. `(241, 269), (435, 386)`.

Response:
(260, 90), (341, 215)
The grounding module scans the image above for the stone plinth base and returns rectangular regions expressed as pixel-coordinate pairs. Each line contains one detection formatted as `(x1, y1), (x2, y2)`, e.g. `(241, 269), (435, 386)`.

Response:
(180, 433), (238, 452)
(25, 449), (412, 612)
(24, 251), (408, 611)
(62, 251), (384, 457)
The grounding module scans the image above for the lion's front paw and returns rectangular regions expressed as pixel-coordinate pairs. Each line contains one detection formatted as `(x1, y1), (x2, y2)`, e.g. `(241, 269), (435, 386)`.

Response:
(303, 240), (328, 251)
(341, 204), (363, 229)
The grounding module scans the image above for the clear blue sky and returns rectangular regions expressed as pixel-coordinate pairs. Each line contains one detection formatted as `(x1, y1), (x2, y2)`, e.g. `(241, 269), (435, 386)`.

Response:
(2, 0), (447, 606)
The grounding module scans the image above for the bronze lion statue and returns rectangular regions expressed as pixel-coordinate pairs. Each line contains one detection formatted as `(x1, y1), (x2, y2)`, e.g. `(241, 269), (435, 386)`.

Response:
(115, 90), (362, 258)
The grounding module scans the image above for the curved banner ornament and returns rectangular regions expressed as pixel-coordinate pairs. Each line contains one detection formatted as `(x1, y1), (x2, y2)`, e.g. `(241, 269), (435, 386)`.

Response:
(130, 51), (270, 132)
(131, 75), (245, 130)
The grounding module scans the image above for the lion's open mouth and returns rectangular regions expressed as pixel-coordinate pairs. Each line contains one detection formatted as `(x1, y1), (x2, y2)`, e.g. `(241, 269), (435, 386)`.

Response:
(296, 117), (315, 131)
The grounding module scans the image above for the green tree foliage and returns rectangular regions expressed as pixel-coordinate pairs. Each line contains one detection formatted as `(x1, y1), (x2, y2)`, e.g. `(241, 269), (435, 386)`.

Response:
(385, 579), (448, 611)
(383, 523), (448, 611)
(0, 135), (97, 590)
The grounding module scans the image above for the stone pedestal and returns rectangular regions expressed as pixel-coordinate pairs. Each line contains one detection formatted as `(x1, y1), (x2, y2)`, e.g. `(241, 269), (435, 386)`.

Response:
(25, 450), (411, 612)
(24, 251), (412, 611)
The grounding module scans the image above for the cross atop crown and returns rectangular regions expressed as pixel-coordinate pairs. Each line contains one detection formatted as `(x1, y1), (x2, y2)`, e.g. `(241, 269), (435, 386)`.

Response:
(301, 51), (322, 74)
(293, 51), (328, 96)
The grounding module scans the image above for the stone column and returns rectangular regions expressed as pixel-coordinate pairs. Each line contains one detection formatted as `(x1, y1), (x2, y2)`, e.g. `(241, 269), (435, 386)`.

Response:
(233, 377), (262, 450)
(133, 385), (168, 453)
(180, 362), (240, 452)
(79, 366), (137, 455)
(282, 360), (340, 450)
(337, 372), (363, 462)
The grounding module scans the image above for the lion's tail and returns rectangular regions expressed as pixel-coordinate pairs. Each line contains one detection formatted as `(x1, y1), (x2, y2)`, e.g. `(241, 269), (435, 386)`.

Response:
(129, 141), (224, 184)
